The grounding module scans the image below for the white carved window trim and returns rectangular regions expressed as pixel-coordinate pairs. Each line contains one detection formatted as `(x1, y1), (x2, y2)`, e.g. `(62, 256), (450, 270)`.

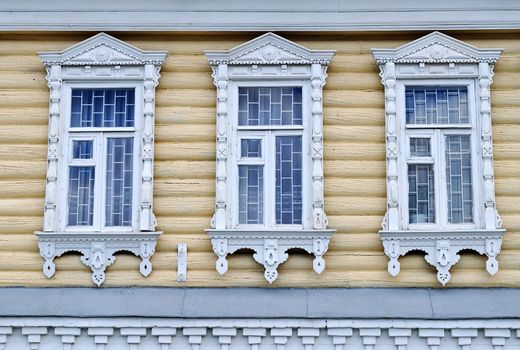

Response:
(205, 33), (336, 283)
(372, 32), (505, 285)
(36, 33), (167, 286)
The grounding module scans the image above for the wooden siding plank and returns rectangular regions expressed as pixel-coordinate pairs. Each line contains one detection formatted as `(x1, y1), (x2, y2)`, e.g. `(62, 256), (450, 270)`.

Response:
(0, 32), (518, 288)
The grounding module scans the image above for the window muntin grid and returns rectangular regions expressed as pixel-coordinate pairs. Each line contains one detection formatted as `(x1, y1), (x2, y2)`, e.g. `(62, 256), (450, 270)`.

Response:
(238, 165), (264, 224)
(67, 167), (95, 226)
(241, 139), (262, 158)
(72, 140), (94, 159)
(276, 136), (303, 225)
(408, 164), (435, 224)
(238, 87), (302, 126)
(405, 87), (469, 125)
(446, 135), (473, 224)
(71, 89), (135, 128)
(105, 137), (134, 227)
(410, 138), (431, 157)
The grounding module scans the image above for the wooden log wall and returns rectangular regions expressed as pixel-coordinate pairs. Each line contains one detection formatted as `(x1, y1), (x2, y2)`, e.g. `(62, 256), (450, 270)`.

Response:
(0, 32), (518, 287)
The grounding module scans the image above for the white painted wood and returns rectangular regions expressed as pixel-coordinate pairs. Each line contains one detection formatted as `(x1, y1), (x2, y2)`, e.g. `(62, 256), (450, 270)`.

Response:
(54, 327), (80, 350)
(21, 327), (47, 350)
(151, 327), (176, 350)
(1, 317), (520, 350)
(373, 31), (505, 285)
(177, 243), (188, 282)
(205, 33), (335, 283)
(183, 327), (207, 350)
(36, 33), (166, 286)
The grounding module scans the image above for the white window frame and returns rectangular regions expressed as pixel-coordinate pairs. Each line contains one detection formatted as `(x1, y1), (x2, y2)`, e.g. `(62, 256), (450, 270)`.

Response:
(397, 79), (481, 232)
(61, 82), (143, 233)
(205, 33), (336, 283)
(230, 80), (311, 231)
(36, 33), (167, 286)
(373, 32), (505, 285)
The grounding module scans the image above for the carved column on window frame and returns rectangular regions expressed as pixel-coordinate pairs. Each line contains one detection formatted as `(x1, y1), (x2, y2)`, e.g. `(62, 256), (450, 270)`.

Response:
(310, 63), (328, 230)
(140, 64), (161, 231)
(210, 64), (229, 230)
(43, 65), (62, 232)
(379, 62), (399, 231)
(479, 62), (502, 231)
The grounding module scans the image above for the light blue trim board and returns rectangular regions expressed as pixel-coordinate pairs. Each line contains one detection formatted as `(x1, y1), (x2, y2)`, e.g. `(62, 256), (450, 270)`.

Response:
(0, 288), (519, 319)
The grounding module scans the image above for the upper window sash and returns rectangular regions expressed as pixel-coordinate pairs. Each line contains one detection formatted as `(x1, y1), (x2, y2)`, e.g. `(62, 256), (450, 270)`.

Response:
(63, 84), (141, 132)
(399, 80), (476, 130)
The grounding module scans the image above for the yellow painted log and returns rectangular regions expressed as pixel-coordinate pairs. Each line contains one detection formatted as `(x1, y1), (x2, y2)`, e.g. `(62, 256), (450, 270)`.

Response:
(324, 160), (386, 178)
(155, 124), (215, 142)
(156, 89), (215, 108)
(154, 160), (215, 179)
(155, 106), (215, 124)
(324, 142), (385, 161)
(323, 107), (385, 126)
(0, 161), (46, 179)
(0, 180), (44, 198)
(0, 125), (47, 143)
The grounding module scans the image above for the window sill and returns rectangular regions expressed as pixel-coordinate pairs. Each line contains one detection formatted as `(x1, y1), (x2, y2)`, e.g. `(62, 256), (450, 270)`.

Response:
(380, 229), (505, 285)
(206, 228), (335, 283)
(36, 231), (161, 286)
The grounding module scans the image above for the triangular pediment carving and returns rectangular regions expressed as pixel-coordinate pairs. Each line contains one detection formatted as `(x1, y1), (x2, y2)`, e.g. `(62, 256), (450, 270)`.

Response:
(205, 32), (335, 65)
(39, 33), (167, 66)
(372, 31), (502, 64)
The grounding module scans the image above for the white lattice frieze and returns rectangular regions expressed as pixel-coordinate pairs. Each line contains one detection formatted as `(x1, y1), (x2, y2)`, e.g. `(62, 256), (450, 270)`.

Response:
(373, 32), (504, 285)
(228, 65), (312, 78)
(2, 318), (520, 350)
(36, 232), (161, 286)
(205, 33), (334, 66)
(381, 230), (504, 285)
(39, 33), (167, 67)
(372, 32), (502, 64)
(207, 230), (334, 283)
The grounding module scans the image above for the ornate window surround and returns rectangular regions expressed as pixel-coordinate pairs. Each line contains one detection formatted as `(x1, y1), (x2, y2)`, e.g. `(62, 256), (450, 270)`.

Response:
(372, 32), (505, 285)
(205, 33), (336, 283)
(36, 33), (167, 286)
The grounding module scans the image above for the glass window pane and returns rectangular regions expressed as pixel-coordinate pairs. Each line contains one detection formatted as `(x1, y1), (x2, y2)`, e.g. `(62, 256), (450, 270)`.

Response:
(241, 139), (262, 158)
(68, 166), (95, 226)
(238, 165), (264, 224)
(405, 86), (469, 125)
(238, 87), (302, 126)
(408, 164), (435, 224)
(410, 138), (431, 157)
(446, 135), (473, 224)
(276, 136), (302, 225)
(70, 89), (135, 128)
(72, 140), (93, 159)
(105, 138), (134, 226)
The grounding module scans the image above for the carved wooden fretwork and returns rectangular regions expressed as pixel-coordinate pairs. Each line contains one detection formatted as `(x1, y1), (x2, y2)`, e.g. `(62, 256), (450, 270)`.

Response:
(38, 233), (159, 286)
(37, 33), (167, 285)
(373, 32), (505, 285)
(207, 230), (334, 283)
(205, 33), (335, 283)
